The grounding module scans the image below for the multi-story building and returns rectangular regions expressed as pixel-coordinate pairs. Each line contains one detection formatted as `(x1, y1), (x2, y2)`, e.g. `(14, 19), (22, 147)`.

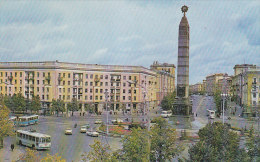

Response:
(206, 73), (227, 95)
(150, 61), (175, 103)
(232, 64), (257, 106)
(241, 67), (260, 117)
(217, 75), (232, 95)
(0, 61), (175, 113)
(189, 83), (203, 94)
(202, 80), (206, 93)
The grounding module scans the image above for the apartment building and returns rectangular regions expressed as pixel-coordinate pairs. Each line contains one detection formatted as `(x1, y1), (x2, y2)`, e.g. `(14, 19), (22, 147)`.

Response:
(0, 61), (175, 113)
(206, 73), (227, 95)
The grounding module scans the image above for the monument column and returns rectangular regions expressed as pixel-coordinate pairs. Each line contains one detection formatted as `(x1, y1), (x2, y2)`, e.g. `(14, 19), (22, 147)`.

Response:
(173, 5), (192, 115)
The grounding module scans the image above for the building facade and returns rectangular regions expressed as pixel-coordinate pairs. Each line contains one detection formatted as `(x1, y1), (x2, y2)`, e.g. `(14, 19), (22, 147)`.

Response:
(205, 73), (227, 95)
(190, 83), (203, 94)
(0, 61), (175, 113)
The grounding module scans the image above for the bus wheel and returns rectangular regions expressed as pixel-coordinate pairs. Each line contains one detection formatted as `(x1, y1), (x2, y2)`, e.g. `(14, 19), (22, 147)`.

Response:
(32, 144), (35, 149)
(19, 140), (22, 145)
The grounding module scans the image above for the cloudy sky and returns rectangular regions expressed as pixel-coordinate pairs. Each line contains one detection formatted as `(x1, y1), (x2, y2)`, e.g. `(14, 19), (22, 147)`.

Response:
(0, 0), (259, 84)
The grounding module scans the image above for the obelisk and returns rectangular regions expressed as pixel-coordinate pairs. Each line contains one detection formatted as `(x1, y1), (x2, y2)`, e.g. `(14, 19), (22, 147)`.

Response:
(173, 5), (192, 115)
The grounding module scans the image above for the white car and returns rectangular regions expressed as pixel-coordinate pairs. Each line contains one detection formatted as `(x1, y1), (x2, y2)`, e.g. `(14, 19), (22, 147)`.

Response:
(86, 130), (99, 137)
(65, 128), (72, 135)
(111, 119), (123, 124)
(161, 111), (172, 118)
(94, 120), (102, 124)
(80, 126), (87, 133)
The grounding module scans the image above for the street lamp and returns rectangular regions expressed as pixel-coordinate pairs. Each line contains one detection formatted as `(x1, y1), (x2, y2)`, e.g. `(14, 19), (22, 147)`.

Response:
(104, 89), (109, 135)
(221, 93), (229, 124)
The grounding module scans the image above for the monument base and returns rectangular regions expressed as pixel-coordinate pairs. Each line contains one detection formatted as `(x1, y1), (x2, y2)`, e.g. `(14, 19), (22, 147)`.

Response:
(172, 97), (192, 116)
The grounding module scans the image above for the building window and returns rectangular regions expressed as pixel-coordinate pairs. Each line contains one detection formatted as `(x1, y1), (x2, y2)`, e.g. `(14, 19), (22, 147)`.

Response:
(100, 75), (103, 79)
(90, 96), (92, 100)
(253, 93), (256, 98)
(42, 80), (45, 85)
(95, 89), (98, 93)
(134, 76), (137, 80)
(85, 89), (88, 93)
(105, 82), (108, 86)
(128, 83), (131, 87)
(116, 83), (119, 86)
(100, 89), (103, 93)
(105, 75), (108, 79)
(100, 96), (103, 100)
(43, 73), (45, 77)
(68, 73), (71, 78)
(67, 95), (70, 100)
(85, 82), (88, 86)
(129, 76), (131, 80)
(95, 75), (98, 79)
(68, 81), (70, 85)
(90, 82), (93, 86)
(128, 90), (131, 93)
(37, 87), (39, 92)
(123, 76), (126, 80)
(42, 95), (45, 100)
(85, 95), (88, 100)
(134, 96), (136, 101)
(123, 83), (126, 87)
(85, 74), (88, 79)
(59, 88), (61, 93)
(68, 88), (70, 93)
(128, 96), (131, 100)
(100, 82), (103, 86)
(90, 89), (93, 93)
(123, 96), (125, 100)
(20, 72), (22, 77)
(47, 87), (49, 92)
(134, 90), (136, 94)
(59, 95), (61, 100)
(47, 95), (49, 100)
(63, 88), (65, 93)
(63, 81), (65, 85)
(95, 82), (98, 86)
(37, 80), (39, 85)
(123, 89), (125, 93)
(42, 87), (45, 92)
(90, 74), (93, 79)
(63, 73), (65, 78)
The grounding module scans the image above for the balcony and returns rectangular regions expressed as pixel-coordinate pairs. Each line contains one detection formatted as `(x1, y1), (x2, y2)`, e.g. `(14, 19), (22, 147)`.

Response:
(58, 76), (63, 81)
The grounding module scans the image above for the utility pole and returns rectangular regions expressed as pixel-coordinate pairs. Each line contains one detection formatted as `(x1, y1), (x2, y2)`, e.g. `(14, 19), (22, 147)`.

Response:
(104, 89), (109, 135)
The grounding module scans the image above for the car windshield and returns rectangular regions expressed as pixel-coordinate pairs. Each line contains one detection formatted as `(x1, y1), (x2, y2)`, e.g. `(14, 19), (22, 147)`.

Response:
(162, 111), (167, 114)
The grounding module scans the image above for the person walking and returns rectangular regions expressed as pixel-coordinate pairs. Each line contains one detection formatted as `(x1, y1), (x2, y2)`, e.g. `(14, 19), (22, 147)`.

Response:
(11, 144), (14, 151)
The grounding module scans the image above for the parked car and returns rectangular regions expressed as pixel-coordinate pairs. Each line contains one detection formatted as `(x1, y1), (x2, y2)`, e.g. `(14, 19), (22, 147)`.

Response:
(86, 130), (99, 137)
(94, 120), (102, 124)
(161, 111), (172, 118)
(111, 119), (123, 124)
(65, 128), (72, 135)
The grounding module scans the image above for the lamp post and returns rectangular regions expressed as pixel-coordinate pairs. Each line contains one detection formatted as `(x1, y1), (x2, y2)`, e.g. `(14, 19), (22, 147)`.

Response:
(221, 93), (229, 124)
(104, 89), (109, 135)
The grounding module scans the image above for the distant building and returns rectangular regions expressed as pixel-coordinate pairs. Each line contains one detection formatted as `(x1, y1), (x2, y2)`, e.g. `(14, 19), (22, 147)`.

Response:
(0, 61), (175, 114)
(190, 83), (203, 94)
(206, 73), (227, 95)
(150, 61), (175, 103)
(217, 75), (232, 95)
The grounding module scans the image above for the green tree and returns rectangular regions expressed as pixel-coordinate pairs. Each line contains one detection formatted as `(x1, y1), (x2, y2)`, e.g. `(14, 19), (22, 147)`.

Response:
(188, 122), (250, 162)
(213, 90), (222, 116)
(12, 93), (26, 113)
(51, 99), (65, 117)
(82, 140), (112, 162)
(150, 117), (183, 161)
(67, 98), (79, 116)
(0, 101), (15, 148)
(3, 94), (13, 112)
(121, 128), (149, 161)
(246, 127), (260, 161)
(161, 91), (176, 111)
(29, 95), (41, 114)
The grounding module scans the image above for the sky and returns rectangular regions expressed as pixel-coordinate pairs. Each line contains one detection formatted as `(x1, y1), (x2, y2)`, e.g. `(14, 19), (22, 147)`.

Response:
(0, 0), (259, 84)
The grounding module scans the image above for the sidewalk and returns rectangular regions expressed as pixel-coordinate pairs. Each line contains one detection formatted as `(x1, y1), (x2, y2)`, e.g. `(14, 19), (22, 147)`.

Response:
(0, 137), (24, 162)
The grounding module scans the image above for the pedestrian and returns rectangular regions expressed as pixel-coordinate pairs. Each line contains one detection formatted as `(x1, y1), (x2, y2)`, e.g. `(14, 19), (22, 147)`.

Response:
(11, 144), (14, 151)
(80, 112), (81, 116)
(196, 113), (197, 117)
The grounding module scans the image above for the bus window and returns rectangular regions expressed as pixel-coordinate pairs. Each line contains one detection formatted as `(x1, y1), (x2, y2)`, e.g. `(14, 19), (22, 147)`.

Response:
(29, 136), (32, 140)
(23, 134), (25, 139)
(46, 137), (51, 143)
(32, 137), (35, 141)
(36, 137), (39, 142)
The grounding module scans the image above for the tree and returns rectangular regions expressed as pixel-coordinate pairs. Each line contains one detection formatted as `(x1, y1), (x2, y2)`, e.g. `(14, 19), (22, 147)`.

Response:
(29, 95), (41, 114)
(213, 90), (222, 116)
(82, 139), (112, 162)
(161, 91), (176, 111)
(0, 101), (14, 148)
(188, 122), (250, 161)
(51, 99), (65, 117)
(121, 128), (149, 161)
(41, 153), (66, 162)
(246, 127), (260, 161)
(12, 93), (26, 113)
(67, 98), (79, 116)
(18, 148), (40, 162)
(3, 94), (14, 112)
(150, 117), (183, 161)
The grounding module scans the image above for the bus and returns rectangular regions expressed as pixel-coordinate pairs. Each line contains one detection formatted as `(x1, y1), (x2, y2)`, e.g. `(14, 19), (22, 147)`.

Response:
(16, 130), (51, 150)
(9, 116), (17, 126)
(17, 115), (39, 126)
(207, 109), (215, 119)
